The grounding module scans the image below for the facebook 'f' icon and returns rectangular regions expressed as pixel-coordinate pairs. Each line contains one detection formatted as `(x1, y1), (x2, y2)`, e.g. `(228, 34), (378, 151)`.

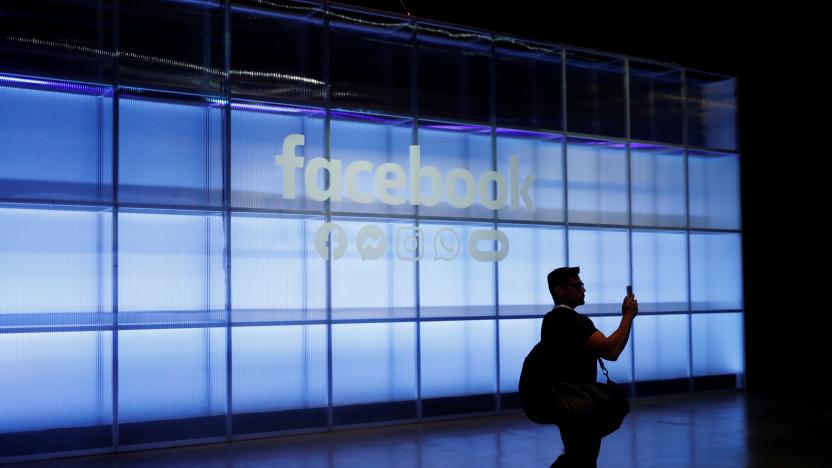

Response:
(314, 222), (347, 260)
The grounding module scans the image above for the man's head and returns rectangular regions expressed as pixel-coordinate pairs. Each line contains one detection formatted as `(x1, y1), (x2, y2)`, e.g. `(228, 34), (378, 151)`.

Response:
(547, 266), (585, 308)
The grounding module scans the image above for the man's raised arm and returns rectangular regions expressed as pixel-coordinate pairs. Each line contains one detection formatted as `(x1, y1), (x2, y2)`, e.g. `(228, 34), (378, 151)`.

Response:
(586, 295), (638, 361)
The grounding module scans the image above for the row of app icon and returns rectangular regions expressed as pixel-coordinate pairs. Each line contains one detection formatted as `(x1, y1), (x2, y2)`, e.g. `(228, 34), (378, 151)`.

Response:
(313, 223), (510, 262)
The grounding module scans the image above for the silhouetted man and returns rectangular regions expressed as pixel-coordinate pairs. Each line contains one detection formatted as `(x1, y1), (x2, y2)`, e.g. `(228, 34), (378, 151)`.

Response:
(544, 266), (637, 468)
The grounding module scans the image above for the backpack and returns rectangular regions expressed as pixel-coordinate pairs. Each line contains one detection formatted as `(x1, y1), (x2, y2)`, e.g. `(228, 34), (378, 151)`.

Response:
(518, 341), (557, 424)
(519, 341), (630, 436)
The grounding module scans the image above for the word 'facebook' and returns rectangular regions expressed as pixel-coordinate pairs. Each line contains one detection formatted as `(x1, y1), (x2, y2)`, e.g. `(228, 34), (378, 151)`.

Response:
(275, 134), (535, 211)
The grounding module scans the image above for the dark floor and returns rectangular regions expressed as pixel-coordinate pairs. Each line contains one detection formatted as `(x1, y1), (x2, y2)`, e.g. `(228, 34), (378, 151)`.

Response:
(16, 390), (830, 467)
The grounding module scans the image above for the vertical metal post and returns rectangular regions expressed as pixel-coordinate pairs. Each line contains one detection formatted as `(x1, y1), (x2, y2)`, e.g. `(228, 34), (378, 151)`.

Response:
(561, 49), (570, 265)
(682, 68), (695, 393)
(223, 0), (233, 441)
(111, 0), (121, 452)
(625, 57), (636, 398)
(322, 0), (334, 430)
(411, 17), (422, 421)
(489, 33), (500, 413)
(734, 76), (746, 391)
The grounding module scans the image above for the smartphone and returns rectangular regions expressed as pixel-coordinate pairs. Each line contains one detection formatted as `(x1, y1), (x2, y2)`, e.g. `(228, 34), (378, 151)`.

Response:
(626, 285), (633, 296)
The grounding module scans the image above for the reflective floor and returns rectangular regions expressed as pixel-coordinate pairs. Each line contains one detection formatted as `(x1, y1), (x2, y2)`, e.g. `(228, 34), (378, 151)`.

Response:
(20, 390), (829, 467)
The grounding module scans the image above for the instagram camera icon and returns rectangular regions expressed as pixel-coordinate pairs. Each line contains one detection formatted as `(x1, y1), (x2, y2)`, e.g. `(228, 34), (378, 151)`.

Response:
(395, 226), (423, 261)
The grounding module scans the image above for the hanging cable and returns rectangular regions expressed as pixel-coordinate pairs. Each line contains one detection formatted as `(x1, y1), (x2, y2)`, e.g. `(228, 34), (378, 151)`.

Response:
(398, 0), (412, 16)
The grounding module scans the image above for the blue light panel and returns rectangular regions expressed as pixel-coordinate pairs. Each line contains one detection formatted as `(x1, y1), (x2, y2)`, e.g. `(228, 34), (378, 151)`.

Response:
(332, 322), (417, 405)
(0, 85), (112, 202)
(232, 325), (329, 413)
(634, 314), (690, 381)
(0, 331), (112, 432)
(420, 320), (497, 398)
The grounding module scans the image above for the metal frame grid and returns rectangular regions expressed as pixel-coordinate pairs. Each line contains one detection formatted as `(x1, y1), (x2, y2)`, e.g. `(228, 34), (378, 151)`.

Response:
(0, 0), (743, 463)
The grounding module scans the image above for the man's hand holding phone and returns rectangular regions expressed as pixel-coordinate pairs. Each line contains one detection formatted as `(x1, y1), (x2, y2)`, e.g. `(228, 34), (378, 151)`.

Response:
(623, 285), (638, 319)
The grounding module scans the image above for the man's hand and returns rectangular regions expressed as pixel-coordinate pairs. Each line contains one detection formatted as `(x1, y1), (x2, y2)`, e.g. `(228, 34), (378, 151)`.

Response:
(622, 294), (638, 319)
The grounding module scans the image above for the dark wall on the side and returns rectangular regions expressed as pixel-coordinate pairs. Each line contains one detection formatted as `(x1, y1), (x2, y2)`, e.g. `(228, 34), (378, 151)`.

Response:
(338, 1), (824, 399)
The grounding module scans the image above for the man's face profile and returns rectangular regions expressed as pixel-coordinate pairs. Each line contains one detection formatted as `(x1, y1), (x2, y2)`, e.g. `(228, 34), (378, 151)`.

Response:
(557, 275), (586, 307)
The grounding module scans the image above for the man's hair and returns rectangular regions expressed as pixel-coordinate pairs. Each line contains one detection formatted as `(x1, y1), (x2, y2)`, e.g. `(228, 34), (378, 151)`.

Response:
(547, 266), (580, 303)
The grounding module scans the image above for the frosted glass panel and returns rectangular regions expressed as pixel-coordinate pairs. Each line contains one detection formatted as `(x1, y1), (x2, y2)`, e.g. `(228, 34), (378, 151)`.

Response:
(330, 218), (416, 320)
(566, 51), (626, 138)
(498, 225), (565, 316)
(119, 328), (226, 423)
(568, 228), (630, 314)
(419, 222), (495, 318)
(231, 105), (326, 211)
(231, 214), (327, 322)
(119, 96), (223, 206)
(634, 314), (690, 381)
(332, 322), (417, 405)
(690, 232), (743, 311)
(630, 146), (686, 227)
(499, 318), (541, 392)
(329, 113), (414, 215)
(119, 212), (225, 316)
(632, 230), (688, 312)
(692, 313), (744, 376)
(689, 151), (740, 229)
(496, 132), (564, 221)
(0, 207), (111, 314)
(232, 325), (328, 412)
(0, 331), (111, 432)
(0, 84), (112, 202)
(591, 316), (633, 383)
(687, 73), (737, 151)
(417, 124), (493, 218)
(420, 320), (497, 398)
(566, 138), (628, 225)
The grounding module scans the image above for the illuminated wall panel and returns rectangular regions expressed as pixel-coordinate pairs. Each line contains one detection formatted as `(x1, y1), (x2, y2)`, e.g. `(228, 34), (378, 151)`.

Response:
(118, 211), (225, 322)
(692, 313), (744, 376)
(496, 131), (564, 222)
(230, 104), (326, 211)
(416, 124), (493, 219)
(0, 207), (112, 315)
(690, 232), (743, 311)
(568, 227), (630, 314)
(329, 113), (414, 216)
(418, 221), (496, 318)
(118, 328), (226, 424)
(499, 318), (541, 392)
(332, 322), (417, 406)
(632, 230), (688, 313)
(0, 331), (112, 432)
(231, 214), (327, 322)
(0, 84), (112, 203)
(232, 325), (328, 413)
(630, 146), (686, 227)
(689, 151), (741, 230)
(566, 138), (628, 225)
(119, 95), (223, 206)
(498, 225), (566, 316)
(634, 314), (690, 381)
(330, 218), (416, 320)
(420, 320), (497, 399)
